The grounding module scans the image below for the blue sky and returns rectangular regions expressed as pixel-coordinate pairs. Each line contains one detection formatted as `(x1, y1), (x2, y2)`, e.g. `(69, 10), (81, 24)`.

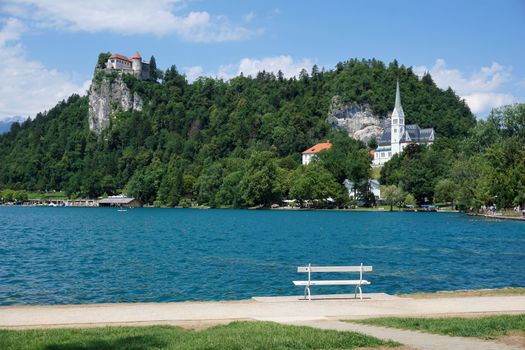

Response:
(0, 0), (524, 120)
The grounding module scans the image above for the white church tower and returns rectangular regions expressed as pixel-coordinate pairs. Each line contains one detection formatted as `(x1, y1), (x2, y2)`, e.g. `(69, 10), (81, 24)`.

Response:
(390, 80), (405, 154)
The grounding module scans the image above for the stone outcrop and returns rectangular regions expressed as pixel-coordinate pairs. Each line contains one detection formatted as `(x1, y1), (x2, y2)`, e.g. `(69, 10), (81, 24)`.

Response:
(327, 96), (387, 144)
(88, 73), (143, 134)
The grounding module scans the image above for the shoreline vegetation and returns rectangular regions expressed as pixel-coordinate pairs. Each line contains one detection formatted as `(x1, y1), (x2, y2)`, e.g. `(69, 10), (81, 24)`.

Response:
(0, 55), (524, 215)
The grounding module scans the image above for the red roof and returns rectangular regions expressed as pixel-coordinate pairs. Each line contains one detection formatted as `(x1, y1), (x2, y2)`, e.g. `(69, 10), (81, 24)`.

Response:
(132, 51), (142, 59)
(109, 54), (132, 62)
(302, 142), (332, 154)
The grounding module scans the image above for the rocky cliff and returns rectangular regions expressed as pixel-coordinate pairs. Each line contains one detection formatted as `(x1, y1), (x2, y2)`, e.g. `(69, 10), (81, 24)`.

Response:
(327, 96), (387, 143)
(88, 72), (143, 134)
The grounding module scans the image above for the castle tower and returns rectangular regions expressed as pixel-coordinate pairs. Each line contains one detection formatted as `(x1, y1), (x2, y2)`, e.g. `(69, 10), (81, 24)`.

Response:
(131, 51), (142, 78)
(390, 80), (405, 154)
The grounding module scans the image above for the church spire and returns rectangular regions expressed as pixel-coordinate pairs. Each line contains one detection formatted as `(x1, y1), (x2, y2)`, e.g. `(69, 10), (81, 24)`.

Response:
(392, 79), (405, 118)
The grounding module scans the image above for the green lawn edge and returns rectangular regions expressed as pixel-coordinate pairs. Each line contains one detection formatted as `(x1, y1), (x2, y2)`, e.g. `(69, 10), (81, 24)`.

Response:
(397, 287), (525, 298)
(347, 314), (525, 339)
(0, 320), (401, 350)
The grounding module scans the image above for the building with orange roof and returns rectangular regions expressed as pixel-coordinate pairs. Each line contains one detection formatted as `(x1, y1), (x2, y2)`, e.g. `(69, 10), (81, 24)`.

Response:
(105, 51), (151, 80)
(301, 142), (332, 165)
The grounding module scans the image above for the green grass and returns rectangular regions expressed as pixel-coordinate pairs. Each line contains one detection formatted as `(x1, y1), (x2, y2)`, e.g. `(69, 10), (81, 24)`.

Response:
(398, 287), (525, 298)
(351, 314), (525, 339)
(26, 191), (69, 201)
(0, 321), (400, 350)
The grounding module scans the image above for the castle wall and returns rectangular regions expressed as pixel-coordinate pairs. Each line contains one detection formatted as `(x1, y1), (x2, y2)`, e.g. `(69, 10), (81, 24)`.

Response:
(107, 58), (132, 71)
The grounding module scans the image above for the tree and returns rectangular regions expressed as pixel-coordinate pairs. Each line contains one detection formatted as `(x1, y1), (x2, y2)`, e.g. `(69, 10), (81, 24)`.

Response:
(290, 162), (341, 207)
(125, 167), (162, 205)
(368, 138), (378, 150)
(149, 55), (159, 81)
(449, 157), (487, 210)
(197, 162), (224, 206)
(96, 52), (111, 69)
(434, 179), (458, 208)
(240, 151), (280, 207)
(1, 189), (15, 201)
(404, 193), (417, 207)
(13, 190), (29, 202)
(383, 185), (403, 211)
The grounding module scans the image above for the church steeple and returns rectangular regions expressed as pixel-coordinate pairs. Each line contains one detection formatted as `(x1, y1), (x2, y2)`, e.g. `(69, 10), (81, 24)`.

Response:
(390, 80), (405, 155)
(392, 80), (405, 119)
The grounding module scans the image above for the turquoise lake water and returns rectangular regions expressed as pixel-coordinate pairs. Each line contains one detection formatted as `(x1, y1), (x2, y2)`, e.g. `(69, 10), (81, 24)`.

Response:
(0, 207), (524, 305)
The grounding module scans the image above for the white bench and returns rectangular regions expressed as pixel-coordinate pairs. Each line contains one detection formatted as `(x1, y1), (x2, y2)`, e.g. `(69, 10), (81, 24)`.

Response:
(293, 263), (372, 300)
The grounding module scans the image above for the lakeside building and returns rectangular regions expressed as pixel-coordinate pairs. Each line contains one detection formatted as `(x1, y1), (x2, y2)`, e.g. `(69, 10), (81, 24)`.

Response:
(65, 199), (98, 207)
(302, 142), (332, 165)
(105, 51), (151, 80)
(372, 82), (436, 166)
(98, 196), (142, 208)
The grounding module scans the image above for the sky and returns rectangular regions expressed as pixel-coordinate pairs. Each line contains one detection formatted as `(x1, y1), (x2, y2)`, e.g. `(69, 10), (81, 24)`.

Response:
(0, 0), (524, 121)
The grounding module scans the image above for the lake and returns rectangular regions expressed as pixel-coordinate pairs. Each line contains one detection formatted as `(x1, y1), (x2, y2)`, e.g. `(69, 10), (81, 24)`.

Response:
(0, 207), (524, 305)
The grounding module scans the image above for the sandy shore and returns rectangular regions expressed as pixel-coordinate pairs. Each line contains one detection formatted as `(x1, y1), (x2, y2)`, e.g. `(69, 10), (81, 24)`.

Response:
(1, 293), (524, 330)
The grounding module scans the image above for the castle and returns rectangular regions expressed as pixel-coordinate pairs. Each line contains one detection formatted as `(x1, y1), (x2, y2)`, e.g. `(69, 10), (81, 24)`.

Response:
(372, 81), (436, 166)
(105, 51), (150, 80)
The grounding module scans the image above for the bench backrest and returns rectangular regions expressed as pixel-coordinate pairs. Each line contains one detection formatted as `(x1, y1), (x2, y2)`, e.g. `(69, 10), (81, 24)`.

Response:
(297, 266), (373, 273)
(297, 263), (372, 283)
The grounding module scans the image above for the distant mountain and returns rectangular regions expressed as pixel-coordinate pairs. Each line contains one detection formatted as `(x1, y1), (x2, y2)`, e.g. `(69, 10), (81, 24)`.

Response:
(0, 116), (25, 134)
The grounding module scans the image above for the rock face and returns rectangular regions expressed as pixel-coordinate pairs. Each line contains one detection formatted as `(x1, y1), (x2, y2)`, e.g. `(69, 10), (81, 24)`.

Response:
(88, 73), (143, 134)
(327, 96), (387, 144)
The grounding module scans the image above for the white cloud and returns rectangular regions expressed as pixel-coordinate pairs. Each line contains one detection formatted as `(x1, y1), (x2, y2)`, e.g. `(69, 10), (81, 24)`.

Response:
(414, 59), (516, 115)
(1, 0), (258, 42)
(184, 66), (204, 82)
(237, 56), (314, 77)
(184, 55), (315, 82)
(462, 93), (515, 115)
(0, 17), (25, 44)
(0, 18), (89, 121)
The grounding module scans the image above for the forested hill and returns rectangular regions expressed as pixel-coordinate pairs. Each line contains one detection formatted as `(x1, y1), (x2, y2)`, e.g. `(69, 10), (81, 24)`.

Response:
(0, 58), (476, 207)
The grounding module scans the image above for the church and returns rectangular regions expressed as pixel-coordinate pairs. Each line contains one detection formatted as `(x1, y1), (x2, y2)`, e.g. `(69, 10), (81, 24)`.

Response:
(372, 82), (436, 166)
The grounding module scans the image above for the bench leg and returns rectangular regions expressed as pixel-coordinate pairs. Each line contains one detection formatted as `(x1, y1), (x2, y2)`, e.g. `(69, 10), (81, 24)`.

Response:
(354, 285), (358, 299)
(304, 286), (311, 301)
(358, 286), (363, 300)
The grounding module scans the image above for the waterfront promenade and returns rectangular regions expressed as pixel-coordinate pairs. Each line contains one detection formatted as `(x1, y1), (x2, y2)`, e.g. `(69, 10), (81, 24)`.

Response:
(2, 293), (524, 329)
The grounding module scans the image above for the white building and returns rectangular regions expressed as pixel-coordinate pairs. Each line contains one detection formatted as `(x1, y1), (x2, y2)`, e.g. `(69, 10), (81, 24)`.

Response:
(301, 142), (332, 165)
(372, 81), (435, 166)
(106, 51), (151, 80)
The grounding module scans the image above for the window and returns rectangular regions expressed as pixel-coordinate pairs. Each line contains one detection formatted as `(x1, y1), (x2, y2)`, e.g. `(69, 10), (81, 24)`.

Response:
(388, 152), (391, 157)
(394, 128), (397, 133)
(393, 119), (398, 124)
(381, 152), (385, 157)
(400, 118), (404, 124)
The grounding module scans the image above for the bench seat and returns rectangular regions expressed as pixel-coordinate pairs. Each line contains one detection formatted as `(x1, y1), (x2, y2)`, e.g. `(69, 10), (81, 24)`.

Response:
(294, 263), (372, 300)
(293, 280), (370, 286)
